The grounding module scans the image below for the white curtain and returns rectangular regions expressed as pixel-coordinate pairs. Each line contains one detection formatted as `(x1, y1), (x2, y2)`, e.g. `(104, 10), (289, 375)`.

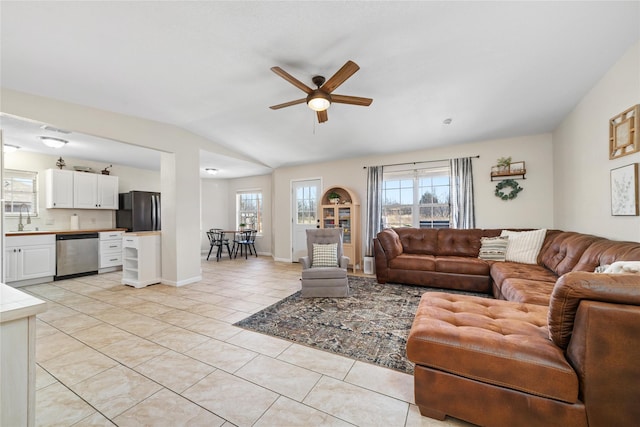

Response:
(365, 166), (383, 256)
(450, 157), (475, 229)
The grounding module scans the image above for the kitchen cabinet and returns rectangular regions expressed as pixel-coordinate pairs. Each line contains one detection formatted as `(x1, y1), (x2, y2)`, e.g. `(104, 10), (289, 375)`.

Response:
(122, 232), (161, 288)
(74, 173), (119, 209)
(46, 169), (119, 209)
(4, 235), (56, 287)
(319, 186), (361, 272)
(45, 169), (74, 208)
(1, 284), (47, 427)
(99, 231), (123, 273)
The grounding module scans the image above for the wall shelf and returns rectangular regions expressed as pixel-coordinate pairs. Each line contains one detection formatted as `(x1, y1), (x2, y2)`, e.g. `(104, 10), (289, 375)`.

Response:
(490, 161), (526, 181)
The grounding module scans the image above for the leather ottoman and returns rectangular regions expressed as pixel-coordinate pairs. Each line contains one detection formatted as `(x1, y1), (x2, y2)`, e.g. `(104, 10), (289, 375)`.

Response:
(407, 292), (587, 427)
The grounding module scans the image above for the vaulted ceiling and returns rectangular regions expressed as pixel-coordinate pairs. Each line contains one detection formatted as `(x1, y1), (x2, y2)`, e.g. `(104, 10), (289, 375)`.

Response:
(1, 1), (639, 177)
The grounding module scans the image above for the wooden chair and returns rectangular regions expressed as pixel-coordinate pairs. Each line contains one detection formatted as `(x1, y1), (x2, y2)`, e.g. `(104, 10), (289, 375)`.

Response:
(206, 229), (232, 261)
(233, 229), (258, 259)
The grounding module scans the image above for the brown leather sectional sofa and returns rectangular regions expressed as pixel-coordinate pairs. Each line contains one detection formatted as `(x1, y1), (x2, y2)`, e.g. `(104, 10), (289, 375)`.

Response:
(373, 227), (640, 427)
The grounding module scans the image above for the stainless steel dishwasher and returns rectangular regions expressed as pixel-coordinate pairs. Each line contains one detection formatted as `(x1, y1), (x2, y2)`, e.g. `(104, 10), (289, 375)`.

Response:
(55, 233), (100, 280)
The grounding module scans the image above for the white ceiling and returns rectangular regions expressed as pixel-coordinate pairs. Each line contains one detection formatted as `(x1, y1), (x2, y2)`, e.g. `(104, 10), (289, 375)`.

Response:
(1, 1), (639, 178)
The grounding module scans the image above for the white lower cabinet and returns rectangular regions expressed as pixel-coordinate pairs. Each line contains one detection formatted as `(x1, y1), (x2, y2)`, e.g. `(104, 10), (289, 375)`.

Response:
(99, 231), (124, 273)
(122, 232), (161, 288)
(4, 235), (56, 287)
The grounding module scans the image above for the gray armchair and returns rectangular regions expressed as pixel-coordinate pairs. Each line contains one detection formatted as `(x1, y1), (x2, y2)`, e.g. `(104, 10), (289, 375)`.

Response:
(299, 228), (350, 297)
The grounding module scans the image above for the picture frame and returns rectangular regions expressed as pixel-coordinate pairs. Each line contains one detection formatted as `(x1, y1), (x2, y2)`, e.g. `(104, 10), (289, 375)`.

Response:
(610, 163), (639, 216)
(609, 105), (639, 159)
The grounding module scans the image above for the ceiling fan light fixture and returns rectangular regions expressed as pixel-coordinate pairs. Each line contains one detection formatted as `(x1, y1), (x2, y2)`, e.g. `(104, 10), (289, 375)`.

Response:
(40, 136), (68, 148)
(205, 168), (218, 175)
(3, 144), (20, 153)
(307, 91), (331, 112)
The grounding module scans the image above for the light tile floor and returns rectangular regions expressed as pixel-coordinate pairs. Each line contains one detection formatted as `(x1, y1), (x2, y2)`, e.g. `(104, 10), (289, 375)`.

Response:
(26, 256), (475, 427)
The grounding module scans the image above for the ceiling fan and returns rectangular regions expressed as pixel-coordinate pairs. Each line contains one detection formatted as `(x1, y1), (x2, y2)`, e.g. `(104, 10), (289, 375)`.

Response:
(269, 60), (373, 123)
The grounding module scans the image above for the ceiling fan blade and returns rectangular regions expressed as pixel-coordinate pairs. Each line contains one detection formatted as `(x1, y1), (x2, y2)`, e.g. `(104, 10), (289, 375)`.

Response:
(271, 67), (313, 94)
(317, 110), (328, 123)
(269, 98), (306, 110)
(331, 94), (373, 107)
(321, 60), (360, 93)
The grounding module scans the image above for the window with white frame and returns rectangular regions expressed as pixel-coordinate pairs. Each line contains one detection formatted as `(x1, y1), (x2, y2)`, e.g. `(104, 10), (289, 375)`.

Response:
(295, 185), (317, 225)
(3, 169), (38, 217)
(237, 190), (262, 233)
(381, 163), (450, 229)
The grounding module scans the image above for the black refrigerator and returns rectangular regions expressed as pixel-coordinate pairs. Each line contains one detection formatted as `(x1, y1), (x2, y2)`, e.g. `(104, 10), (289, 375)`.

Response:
(116, 191), (161, 231)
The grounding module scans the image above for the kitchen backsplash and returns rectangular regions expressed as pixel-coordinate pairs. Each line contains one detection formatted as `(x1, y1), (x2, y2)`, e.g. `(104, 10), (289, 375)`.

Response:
(6, 208), (115, 232)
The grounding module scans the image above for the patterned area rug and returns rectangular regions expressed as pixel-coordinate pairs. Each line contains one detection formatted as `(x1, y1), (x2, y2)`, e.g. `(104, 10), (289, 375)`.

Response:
(234, 276), (489, 374)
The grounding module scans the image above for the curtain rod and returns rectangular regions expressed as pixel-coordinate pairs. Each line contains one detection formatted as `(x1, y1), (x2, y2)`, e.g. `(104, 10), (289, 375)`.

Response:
(362, 155), (480, 169)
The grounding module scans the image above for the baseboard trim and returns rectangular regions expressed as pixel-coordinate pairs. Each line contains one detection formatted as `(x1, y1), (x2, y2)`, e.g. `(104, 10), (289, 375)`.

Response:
(161, 275), (202, 287)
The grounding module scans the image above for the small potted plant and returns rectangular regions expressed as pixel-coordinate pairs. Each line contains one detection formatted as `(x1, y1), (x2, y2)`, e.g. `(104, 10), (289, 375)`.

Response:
(239, 223), (246, 231)
(496, 156), (512, 173)
(327, 191), (341, 204)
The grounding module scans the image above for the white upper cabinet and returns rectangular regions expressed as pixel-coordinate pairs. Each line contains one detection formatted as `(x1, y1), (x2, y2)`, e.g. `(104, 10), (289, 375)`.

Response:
(46, 169), (119, 210)
(97, 175), (119, 209)
(45, 169), (74, 208)
(74, 172), (98, 209)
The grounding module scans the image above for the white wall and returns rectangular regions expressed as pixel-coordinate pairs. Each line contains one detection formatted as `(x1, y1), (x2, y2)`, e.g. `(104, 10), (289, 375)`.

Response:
(200, 178), (230, 253)
(227, 174), (273, 256)
(3, 150), (159, 232)
(272, 133), (555, 263)
(553, 41), (640, 241)
(199, 174), (272, 256)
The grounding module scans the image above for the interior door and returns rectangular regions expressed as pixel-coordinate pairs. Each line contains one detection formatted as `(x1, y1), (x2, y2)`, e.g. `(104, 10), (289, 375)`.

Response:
(292, 179), (321, 262)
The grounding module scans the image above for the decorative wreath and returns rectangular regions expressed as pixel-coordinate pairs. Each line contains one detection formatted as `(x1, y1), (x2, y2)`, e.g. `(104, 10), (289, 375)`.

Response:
(495, 179), (523, 201)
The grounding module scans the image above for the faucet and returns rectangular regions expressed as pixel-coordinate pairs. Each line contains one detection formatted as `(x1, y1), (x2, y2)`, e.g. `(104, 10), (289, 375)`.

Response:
(18, 203), (31, 232)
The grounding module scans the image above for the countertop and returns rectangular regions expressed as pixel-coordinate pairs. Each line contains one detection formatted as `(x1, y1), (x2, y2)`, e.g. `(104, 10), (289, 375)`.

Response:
(0, 283), (47, 323)
(5, 228), (128, 237)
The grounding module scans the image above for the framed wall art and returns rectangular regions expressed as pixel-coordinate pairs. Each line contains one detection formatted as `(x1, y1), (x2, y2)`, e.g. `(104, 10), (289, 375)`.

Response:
(609, 105), (639, 159)
(610, 163), (639, 216)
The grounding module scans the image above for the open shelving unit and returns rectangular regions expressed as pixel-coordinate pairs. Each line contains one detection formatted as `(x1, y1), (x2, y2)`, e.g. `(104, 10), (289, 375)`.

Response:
(121, 232), (161, 288)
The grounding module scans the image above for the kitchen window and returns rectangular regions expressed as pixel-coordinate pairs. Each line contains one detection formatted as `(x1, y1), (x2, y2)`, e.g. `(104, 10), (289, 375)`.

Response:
(3, 169), (38, 217)
(237, 190), (262, 233)
(382, 163), (450, 228)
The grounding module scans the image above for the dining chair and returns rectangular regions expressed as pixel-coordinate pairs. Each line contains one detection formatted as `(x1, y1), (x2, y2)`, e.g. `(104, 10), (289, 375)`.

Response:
(233, 229), (258, 259)
(206, 229), (232, 261)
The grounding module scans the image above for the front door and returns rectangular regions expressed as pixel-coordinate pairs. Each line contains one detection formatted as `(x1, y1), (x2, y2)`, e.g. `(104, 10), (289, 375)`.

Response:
(291, 179), (321, 262)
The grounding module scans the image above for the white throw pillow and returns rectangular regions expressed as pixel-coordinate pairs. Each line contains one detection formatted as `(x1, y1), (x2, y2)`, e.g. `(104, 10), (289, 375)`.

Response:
(603, 261), (640, 274)
(312, 243), (338, 267)
(500, 229), (547, 265)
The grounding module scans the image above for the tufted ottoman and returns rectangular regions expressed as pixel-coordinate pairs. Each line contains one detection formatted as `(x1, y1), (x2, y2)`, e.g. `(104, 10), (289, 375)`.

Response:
(407, 292), (587, 427)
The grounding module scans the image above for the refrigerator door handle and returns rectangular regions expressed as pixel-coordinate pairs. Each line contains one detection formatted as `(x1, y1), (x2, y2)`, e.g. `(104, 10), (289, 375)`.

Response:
(151, 194), (158, 231)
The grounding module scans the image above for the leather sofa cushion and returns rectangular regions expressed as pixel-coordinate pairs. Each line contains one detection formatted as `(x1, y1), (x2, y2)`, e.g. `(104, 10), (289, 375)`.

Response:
(540, 232), (601, 276)
(389, 254), (436, 271)
(500, 279), (555, 306)
(437, 229), (500, 257)
(396, 228), (439, 254)
(407, 292), (579, 403)
(436, 256), (490, 275)
(572, 239), (640, 272)
(491, 262), (558, 290)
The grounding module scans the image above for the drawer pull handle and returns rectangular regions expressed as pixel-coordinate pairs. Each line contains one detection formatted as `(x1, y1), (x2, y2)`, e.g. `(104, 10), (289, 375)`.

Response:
(110, 258), (118, 262)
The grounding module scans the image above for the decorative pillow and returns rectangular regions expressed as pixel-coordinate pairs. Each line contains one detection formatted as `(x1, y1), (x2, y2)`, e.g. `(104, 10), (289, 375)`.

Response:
(500, 229), (547, 264)
(478, 236), (509, 261)
(312, 243), (338, 267)
(602, 261), (640, 274)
